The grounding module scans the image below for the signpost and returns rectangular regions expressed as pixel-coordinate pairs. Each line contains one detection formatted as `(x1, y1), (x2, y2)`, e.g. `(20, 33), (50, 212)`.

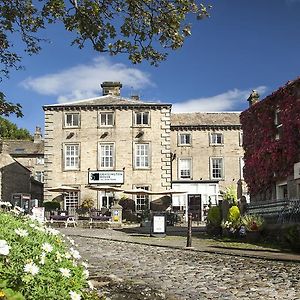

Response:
(150, 212), (166, 237)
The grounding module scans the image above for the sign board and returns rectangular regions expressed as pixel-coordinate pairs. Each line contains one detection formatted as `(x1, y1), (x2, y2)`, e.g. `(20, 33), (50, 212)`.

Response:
(32, 207), (45, 223)
(294, 162), (300, 179)
(88, 170), (124, 184)
(151, 212), (166, 237)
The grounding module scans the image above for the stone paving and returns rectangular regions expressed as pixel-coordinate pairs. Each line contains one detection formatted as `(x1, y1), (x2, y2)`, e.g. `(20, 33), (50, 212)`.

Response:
(61, 228), (300, 300)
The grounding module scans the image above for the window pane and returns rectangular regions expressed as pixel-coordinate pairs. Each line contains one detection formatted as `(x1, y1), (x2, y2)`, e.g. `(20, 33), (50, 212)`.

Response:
(136, 144), (149, 167)
(211, 158), (223, 179)
(65, 145), (79, 169)
(100, 144), (114, 168)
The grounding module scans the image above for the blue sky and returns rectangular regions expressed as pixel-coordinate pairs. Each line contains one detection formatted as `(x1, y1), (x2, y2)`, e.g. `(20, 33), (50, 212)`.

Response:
(2, 0), (300, 134)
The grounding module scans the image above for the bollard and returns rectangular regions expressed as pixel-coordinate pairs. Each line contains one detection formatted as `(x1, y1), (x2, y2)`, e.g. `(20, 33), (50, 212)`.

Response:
(186, 213), (192, 247)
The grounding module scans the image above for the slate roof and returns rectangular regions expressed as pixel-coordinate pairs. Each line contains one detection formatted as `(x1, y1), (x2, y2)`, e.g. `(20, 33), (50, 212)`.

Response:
(43, 95), (171, 110)
(171, 112), (241, 128)
(1, 140), (44, 156)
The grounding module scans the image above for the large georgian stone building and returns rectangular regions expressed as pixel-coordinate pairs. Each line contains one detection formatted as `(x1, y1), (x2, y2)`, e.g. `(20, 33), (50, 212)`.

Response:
(43, 82), (245, 220)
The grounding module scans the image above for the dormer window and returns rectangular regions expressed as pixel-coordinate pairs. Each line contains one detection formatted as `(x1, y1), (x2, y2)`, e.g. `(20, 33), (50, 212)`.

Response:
(64, 113), (80, 128)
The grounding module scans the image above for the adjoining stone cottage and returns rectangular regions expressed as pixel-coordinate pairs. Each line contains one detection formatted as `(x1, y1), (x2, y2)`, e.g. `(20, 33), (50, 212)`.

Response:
(240, 77), (300, 223)
(43, 82), (245, 222)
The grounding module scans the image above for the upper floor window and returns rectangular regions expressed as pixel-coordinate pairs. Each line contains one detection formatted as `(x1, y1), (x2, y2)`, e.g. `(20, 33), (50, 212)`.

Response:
(135, 143), (150, 168)
(178, 158), (192, 179)
(36, 157), (44, 165)
(64, 113), (80, 128)
(210, 133), (223, 145)
(64, 144), (80, 170)
(275, 108), (283, 140)
(239, 131), (243, 147)
(35, 171), (44, 183)
(210, 157), (224, 180)
(134, 111), (150, 126)
(100, 112), (114, 126)
(239, 157), (245, 180)
(178, 133), (191, 146)
(99, 143), (114, 169)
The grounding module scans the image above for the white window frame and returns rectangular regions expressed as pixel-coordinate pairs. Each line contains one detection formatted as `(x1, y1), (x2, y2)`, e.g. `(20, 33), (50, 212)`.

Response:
(35, 171), (44, 183)
(99, 143), (115, 169)
(64, 113), (80, 128)
(178, 133), (191, 146)
(64, 191), (80, 211)
(239, 157), (245, 180)
(134, 143), (150, 169)
(134, 111), (150, 126)
(36, 157), (44, 165)
(178, 158), (192, 179)
(64, 144), (80, 170)
(134, 185), (150, 211)
(99, 111), (114, 127)
(275, 108), (283, 140)
(239, 131), (243, 147)
(210, 132), (224, 145)
(210, 157), (224, 180)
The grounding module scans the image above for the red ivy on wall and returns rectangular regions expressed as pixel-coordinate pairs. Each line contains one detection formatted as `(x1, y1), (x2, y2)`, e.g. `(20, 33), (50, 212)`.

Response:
(240, 79), (300, 196)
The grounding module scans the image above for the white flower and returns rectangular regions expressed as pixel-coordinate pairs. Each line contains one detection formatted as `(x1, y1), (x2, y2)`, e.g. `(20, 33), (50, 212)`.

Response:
(42, 242), (53, 253)
(83, 269), (89, 278)
(0, 240), (10, 256)
(15, 228), (29, 237)
(87, 280), (94, 289)
(46, 227), (59, 236)
(82, 262), (88, 268)
(69, 291), (81, 300)
(59, 268), (71, 278)
(64, 252), (72, 259)
(55, 251), (63, 263)
(70, 248), (81, 260)
(40, 252), (46, 265)
(29, 223), (36, 228)
(24, 262), (39, 276)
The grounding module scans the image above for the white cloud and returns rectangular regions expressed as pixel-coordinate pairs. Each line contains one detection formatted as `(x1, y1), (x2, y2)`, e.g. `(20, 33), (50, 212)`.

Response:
(172, 86), (267, 113)
(21, 57), (153, 103)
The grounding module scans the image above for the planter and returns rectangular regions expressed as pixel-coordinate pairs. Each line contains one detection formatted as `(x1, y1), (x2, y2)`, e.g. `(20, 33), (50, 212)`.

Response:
(246, 231), (261, 242)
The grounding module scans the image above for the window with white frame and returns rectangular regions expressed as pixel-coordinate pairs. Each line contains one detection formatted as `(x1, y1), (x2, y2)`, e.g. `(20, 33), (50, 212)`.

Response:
(210, 157), (224, 179)
(239, 157), (245, 179)
(35, 171), (44, 183)
(134, 111), (150, 126)
(178, 133), (191, 146)
(210, 132), (223, 145)
(64, 144), (80, 170)
(36, 157), (44, 165)
(178, 158), (192, 179)
(239, 131), (243, 147)
(65, 191), (79, 211)
(135, 186), (150, 211)
(99, 112), (114, 126)
(64, 113), (80, 127)
(99, 143), (114, 169)
(275, 108), (283, 140)
(135, 143), (150, 168)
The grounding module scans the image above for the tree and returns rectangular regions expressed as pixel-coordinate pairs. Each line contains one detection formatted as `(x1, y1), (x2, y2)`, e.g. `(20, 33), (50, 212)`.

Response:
(0, 0), (211, 117)
(0, 116), (32, 140)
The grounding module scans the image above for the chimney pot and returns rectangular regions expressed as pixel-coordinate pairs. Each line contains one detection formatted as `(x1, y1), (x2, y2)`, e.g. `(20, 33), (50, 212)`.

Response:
(101, 82), (122, 96)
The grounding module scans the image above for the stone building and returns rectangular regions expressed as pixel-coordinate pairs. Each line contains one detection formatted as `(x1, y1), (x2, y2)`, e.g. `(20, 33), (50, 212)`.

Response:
(1, 127), (45, 183)
(43, 82), (245, 221)
(170, 112), (245, 220)
(43, 82), (172, 211)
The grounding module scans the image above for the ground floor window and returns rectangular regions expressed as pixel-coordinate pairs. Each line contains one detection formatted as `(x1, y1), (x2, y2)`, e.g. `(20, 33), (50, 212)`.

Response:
(135, 186), (150, 211)
(65, 191), (79, 211)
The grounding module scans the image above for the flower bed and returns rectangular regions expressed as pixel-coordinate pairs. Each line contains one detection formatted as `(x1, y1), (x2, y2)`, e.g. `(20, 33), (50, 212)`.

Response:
(0, 212), (101, 300)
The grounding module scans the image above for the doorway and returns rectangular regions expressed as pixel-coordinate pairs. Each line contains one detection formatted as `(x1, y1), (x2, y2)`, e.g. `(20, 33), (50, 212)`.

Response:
(188, 194), (202, 221)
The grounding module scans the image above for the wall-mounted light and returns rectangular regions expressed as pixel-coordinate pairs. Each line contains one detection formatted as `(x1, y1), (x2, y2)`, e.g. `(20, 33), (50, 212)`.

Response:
(136, 131), (144, 138)
(101, 132), (109, 138)
(66, 132), (74, 139)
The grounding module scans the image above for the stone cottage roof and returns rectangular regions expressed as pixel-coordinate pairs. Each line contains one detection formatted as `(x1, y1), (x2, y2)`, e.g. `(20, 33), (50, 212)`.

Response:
(171, 112), (241, 130)
(43, 95), (171, 110)
(1, 140), (44, 156)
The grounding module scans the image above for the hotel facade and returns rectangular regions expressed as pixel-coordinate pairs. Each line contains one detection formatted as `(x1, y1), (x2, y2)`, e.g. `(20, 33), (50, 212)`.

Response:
(43, 82), (245, 220)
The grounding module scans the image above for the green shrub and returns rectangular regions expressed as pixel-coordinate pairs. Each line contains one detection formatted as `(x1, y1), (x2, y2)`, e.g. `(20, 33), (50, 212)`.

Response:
(207, 206), (222, 226)
(227, 205), (240, 223)
(42, 201), (60, 211)
(0, 212), (100, 300)
(81, 197), (94, 210)
(241, 214), (264, 231)
(283, 224), (300, 252)
(223, 185), (237, 205)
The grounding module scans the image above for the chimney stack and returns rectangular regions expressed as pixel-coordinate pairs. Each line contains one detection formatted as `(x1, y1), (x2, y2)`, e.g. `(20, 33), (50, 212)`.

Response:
(33, 126), (42, 143)
(131, 95), (140, 101)
(101, 82), (122, 96)
(247, 90), (260, 107)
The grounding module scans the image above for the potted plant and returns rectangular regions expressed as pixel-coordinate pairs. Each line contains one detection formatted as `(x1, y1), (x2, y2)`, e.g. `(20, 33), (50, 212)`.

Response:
(241, 214), (264, 242)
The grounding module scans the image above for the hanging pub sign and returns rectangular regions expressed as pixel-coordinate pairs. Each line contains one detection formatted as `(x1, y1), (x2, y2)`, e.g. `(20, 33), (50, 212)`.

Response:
(88, 170), (124, 184)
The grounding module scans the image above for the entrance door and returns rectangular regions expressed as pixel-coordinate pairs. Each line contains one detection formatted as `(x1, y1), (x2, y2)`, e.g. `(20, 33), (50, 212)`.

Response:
(188, 194), (202, 222)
